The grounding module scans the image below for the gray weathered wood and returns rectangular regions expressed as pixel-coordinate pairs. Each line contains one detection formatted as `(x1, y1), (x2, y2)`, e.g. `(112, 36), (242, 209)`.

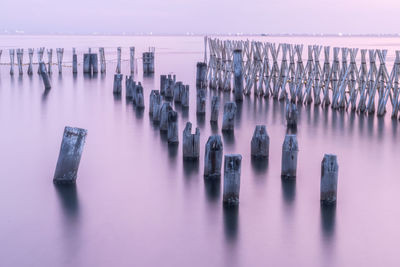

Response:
(160, 102), (172, 131)
(321, 154), (339, 205)
(56, 48), (64, 74)
(281, 134), (299, 179)
(164, 75), (175, 100)
(27, 48), (34, 75)
(210, 96), (220, 122)
(126, 76), (134, 99)
(167, 110), (179, 144)
(39, 62), (51, 90)
(196, 88), (206, 114)
(47, 48), (53, 74)
(160, 75), (167, 95)
(149, 90), (160, 115)
(223, 154), (242, 205)
(251, 125), (269, 158)
(174, 81), (183, 103)
(183, 122), (200, 159)
(130, 47), (135, 74)
(116, 47), (121, 74)
(233, 49), (243, 102)
(135, 83), (145, 108)
(222, 102), (237, 131)
(196, 62), (207, 88)
(204, 135), (223, 178)
(286, 102), (298, 128)
(16, 49), (23, 75)
(181, 85), (189, 108)
(53, 126), (87, 184)
(72, 48), (78, 74)
(113, 74), (123, 94)
(9, 49), (15, 75)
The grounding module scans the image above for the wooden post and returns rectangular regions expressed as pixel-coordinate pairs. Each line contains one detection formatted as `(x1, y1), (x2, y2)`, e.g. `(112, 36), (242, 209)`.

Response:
(152, 92), (163, 122)
(196, 62), (207, 88)
(210, 96), (220, 123)
(83, 53), (91, 73)
(99, 47), (106, 73)
(160, 75), (167, 95)
(27, 48), (34, 75)
(196, 88), (206, 114)
(90, 53), (98, 73)
(39, 63), (51, 90)
(174, 81), (183, 103)
(9, 49), (15, 75)
(134, 82), (145, 108)
(181, 85), (190, 108)
(130, 47), (135, 74)
(222, 102), (237, 131)
(46, 48), (53, 74)
(167, 110), (179, 144)
(160, 102), (172, 131)
(281, 134), (298, 179)
(183, 122), (200, 160)
(53, 126), (87, 184)
(321, 154), (339, 205)
(149, 90), (160, 115)
(16, 49), (23, 75)
(286, 102), (298, 128)
(113, 74), (123, 94)
(223, 154), (242, 205)
(251, 125), (269, 158)
(233, 49), (243, 102)
(204, 135), (223, 178)
(72, 48), (78, 74)
(116, 47), (121, 74)
(164, 75), (175, 100)
(56, 48), (64, 74)
(126, 75), (134, 99)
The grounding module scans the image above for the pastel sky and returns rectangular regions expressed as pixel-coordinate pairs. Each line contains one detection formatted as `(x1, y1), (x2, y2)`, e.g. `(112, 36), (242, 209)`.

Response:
(2, 0), (399, 34)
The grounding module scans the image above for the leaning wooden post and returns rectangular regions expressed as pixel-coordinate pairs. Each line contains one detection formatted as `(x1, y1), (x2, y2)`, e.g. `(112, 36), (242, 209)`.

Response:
(113, 74), (123, 94)
(222, 102), (237, 131)
(53, 126), (88, 184)
(39, 62), (51, 90)
(56, 48), (64, 74)
(72, 48), (78, 73)
(9, 49), (15, 75)
(182, 122), (200, 160)
(116, 47), (121, 74)
(233, 49), (243, 102)
(16, 49), (24, 75)
(210, 96), (220, 122)
(181, 85), (190, 108)
(286, 102), (298, 128)
(47, 49), (53, 74)
(27, 48), (34, 75)
(196, 88), (206, 114)
(167, 110), (179, 144)
(321, 154), (339, 205)
(223, 154), (242, 205)
(130, 47), (135, 74)
(281, 134), (299, 179)
(251, 125), (269, 158)
(204, 135), (223, 178)
(160, 102), (173, 132)
(196, 62), (207, 88)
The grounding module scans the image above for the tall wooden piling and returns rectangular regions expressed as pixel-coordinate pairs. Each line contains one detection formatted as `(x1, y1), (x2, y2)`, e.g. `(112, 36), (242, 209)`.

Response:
(53, 126), (87, 184)
(286, 102), (298, 128)
(210, 96), (220, 123)
(183, 122), (200, 160)
(222, 102), (237, 131)
(116, 47), (121, 74)
(281, 134), (299, 179)
(233, 49), (243, 102)
(251, 125), (269, 158)
(37, 47), (45, 74)
(167, 110), (179, 144)
(204, 135), (223, 178)
(223, 154), (242, 205)
(160, 75), (167, 95)
(181, 85), (190, 108)
(152, 93), (163, 122)
(39, 62), (51, 90)
(113, 74), (123, 94)
(126, 75), (134, 99)
(16, 49), (23, 75)
(90, 53), (98, 73)
(72, 48), (78, 74)
(56, 48), (64, 74)
(196, 88), (206, 114)
(99, 47), (106, 73)
(321, 154), (339, 205)
(174, 81), (183, 103)
(164, 75), (175, 100)
(196, 62), (207, 88)
(130, 47), (135, 74)
(149, 90), (160, 115)
(47, 49), (53, 74)
(9, 49), (15, 75)
(134, 82), (145, 108)
(143, 48), (155, 74)
(160, 102), (173, 131)
(27, 48), (34, 75)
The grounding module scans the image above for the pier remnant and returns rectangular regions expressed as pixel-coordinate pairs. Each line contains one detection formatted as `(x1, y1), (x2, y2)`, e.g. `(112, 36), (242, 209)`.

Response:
(99, 47), (106, 73)
(116, 47), (121, 74)
(9, 49), (15, 75)
(130, 47), (135, 74)
(196, 88), (206, 114)
(160, 102), (173, 131)
(56, 48), (64, 74)
(321, 154), (339, 205)
(47, 49), (53, 74)
(16, 49), (24, 75)
(222, 102), (237, 131)
(182, 122), (200, 160)
(152, 92), (163, 122)
(181, 85), (190, 108)
(204, 135), (223, 178)
(286, 102), (298, 128)
(39, 62), (51, 90)
(27, 48), (34, 75)
(196, 62), (207, 88)
(72, 48), (78, 73)
(210, 96), (220, 123)
(233, 49), (243, 102)
(113, 74), (123, 94)
(167, 110), (179, 144)
(281, 134), (299, 179)
(143, 47), (155, 74)
(251, 125), (269, 158)
(223, 154), (242, 205)
(53, 126), (87, 184)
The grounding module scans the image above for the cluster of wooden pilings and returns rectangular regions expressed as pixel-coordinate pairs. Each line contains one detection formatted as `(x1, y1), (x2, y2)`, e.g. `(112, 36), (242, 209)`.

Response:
(206, 37), (400, 118)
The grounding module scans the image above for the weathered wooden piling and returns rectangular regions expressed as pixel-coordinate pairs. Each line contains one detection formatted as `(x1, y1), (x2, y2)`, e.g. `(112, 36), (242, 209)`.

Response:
(210, 96), (220, 122)
(251, 125), (269, 158)
(113, 74), (123, 94)
(183, 122), (200, 160)
(116, 47), (121, 74)
(83, 50), (98, 74)
(126, 75), (134, 99)
(167, 110), (179, 144)
(16, 49), (23, 75)
(90, 53), (98, 73)
(39, 62), (51, 90)
(181, 85), (190, 108)
(134, 82), (145, 108)
(233, 49), (243, 102)
(222, 102), (237, 131)
(286, 102), (298, 128)
(83, 53), (91, 73)
(164, 75), (175, 100)
(130, 47), (135, 74)
(72, 48), (78, 73)
(56, 48), (64, 74)
(99, 47), (106, 73)
(223, 154), (242, 205)
(37, 47), (45, 74)
(53, 126), (87, 184)
(174, 81), (183, 103)
(27, 48), (34, 75)
(149, 90), (160, 115)
(196, 88), (206, 114)
(152, 93), (163, 122)
(204, 135), (223, 178)
(160, 75), (167, 95)
(9, 49), (15, 75)
(196, 62), (208, 88)
(143, 48), (155, 74)
(160, 102), (173, 131)
(281, 134), (299, 179)
(321, 154), (339, 205)
(47, 49), (53, 74)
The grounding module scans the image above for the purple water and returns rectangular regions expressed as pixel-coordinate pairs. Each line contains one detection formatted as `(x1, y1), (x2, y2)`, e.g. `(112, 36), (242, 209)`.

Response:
(1, 35), (400, 267)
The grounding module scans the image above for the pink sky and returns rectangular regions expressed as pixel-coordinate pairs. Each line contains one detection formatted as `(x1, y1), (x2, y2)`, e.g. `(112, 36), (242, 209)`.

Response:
(2, 0), (399, 34)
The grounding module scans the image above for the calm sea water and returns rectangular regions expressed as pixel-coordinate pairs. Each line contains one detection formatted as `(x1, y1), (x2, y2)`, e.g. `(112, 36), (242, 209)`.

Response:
(1, 35), (400, 267)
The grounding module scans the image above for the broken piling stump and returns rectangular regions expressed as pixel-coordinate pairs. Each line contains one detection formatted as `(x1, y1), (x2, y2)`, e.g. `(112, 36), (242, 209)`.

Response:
(233, 49), (243, 102)
(281, 134), (299, 179)
(167, 110), (179, 144)
(222, 102), (237, 132)
(251, 125), (269, 158)
(223, 154), (242, 205)
(286, 102), (298, 128)
(72, 48), (78, 73)
(196, 62), (207, 88)
(210, 96), (220, 123)
(197, 88), (206, 114)
(204, 135), (223, 178)
(113, 74), (123, 94)
(181, 85), (189, 108)
(321, 154), (339, 205)
(182, 122), (200, 160)
(53, 126), (87, 184)
(160, 102), (172, 131)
